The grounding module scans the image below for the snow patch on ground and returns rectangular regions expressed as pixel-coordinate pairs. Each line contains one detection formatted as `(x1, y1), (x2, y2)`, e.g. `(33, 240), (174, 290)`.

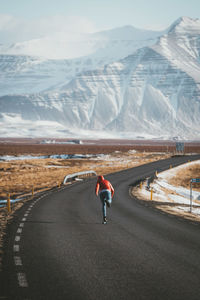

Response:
(138, 160), (200, 217)
(0, 153), (96, 162)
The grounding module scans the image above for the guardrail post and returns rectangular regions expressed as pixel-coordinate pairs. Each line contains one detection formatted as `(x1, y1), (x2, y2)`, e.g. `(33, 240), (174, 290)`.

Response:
(150, 189), (153, 201)
(7, 193), (11, 213)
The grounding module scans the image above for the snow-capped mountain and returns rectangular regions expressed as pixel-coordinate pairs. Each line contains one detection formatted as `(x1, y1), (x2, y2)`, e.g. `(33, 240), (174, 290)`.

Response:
(0, 17), (200, 139)
(0, 26), (162, 96)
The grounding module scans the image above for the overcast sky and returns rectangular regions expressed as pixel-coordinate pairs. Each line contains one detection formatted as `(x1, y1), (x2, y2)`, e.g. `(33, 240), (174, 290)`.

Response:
(1, 0), (200, 43)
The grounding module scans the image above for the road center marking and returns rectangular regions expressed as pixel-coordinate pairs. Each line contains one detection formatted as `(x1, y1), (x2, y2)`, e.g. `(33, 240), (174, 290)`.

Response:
(13, 245), (20, 252)
(17, 228), (22, 234)
(14, 256), (22, 266)
(15, 236), (21, 242)
(17, 273), (28, 288)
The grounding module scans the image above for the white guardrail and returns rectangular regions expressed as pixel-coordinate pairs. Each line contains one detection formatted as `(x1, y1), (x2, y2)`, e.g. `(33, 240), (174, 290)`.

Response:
(63, 170), (97, 184)
(0, 170), (97, 210)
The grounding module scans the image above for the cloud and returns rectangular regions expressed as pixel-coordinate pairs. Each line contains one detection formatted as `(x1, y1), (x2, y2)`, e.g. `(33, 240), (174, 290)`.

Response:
(0, 14), (96, 44)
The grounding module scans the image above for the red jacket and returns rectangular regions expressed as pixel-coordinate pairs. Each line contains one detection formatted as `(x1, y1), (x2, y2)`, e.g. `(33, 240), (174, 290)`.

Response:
(95, 175), (114, 197)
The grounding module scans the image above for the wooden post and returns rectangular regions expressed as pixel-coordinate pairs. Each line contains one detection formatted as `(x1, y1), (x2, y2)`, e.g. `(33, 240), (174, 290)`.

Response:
(150, 189), (153, 201)
(7, 193), (11, 213)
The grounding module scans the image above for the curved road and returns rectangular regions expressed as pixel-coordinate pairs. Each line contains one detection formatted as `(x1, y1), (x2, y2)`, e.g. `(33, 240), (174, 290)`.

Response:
(1, 155), (200, 300)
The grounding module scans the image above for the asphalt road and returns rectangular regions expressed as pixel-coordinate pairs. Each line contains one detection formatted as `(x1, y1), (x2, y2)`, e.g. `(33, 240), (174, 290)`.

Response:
(1, 154), (200, 300)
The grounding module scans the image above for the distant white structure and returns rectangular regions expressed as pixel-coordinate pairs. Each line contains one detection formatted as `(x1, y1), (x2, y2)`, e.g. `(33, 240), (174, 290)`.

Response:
(41, 139), (82, 144)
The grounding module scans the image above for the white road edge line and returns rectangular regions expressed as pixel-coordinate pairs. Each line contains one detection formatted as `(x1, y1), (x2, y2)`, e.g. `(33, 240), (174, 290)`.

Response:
(14, 256), (22, 266)
(15, 236), (21, 242)
(13, 245), (20, 252)
(17, 273), (28, 288)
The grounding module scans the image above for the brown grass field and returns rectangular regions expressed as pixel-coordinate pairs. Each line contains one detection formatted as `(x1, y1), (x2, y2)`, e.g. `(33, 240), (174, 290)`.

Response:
(0, 138), (200, 155)
(0, 138), (199, 200)
(0, 149), (170, 200)
(169, 164), (200, 190)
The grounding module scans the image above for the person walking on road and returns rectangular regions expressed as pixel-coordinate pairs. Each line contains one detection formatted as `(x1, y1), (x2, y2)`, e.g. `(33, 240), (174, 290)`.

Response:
(95, 175), (114, 224)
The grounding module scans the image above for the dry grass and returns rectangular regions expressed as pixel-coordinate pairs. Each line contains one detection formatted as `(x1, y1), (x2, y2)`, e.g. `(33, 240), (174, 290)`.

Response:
(169, 164), (200, 191)
(0, 151), (170, 200)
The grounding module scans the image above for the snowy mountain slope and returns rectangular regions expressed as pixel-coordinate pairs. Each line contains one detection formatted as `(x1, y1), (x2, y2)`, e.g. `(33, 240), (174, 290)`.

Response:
(55, 45), (200, 138)
(0, 17), (200, 139)
(0, 26), (162, 97)
(152, 17), (200, 82)
(0, 54), (109, 96)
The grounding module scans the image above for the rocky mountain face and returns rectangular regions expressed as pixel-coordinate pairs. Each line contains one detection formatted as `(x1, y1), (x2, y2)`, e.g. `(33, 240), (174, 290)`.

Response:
(0, 17), (200, 139)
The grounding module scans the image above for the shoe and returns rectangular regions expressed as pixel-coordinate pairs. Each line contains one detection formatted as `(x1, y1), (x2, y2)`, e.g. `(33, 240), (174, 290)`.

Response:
(102, 217), (107, 224)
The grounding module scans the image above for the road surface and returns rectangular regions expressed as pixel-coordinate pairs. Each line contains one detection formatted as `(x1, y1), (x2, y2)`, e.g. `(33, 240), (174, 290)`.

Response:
(1, 155), (200, 300)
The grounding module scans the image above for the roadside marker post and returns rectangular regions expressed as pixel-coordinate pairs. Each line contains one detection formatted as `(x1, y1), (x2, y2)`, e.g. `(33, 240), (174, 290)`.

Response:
(7, 193), (11, 213)
(151, 189), (153, 201)
(32, 187), (34, 198)
(190, 181), (192, 213)
(190, 178), (200, 213)
(140, 182), (142, 189)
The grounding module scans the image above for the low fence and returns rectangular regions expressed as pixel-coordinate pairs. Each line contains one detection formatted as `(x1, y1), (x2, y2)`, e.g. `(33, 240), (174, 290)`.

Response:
(0, 197), (22, 208)
(1, 170), (97, 212)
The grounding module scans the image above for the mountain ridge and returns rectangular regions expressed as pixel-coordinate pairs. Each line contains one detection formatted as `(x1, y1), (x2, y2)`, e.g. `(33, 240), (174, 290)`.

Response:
(0, 17), (200, 140)
(0, 24), (163, 60)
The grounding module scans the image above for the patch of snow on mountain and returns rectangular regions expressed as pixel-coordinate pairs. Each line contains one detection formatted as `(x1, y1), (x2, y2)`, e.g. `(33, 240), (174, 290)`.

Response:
(152, 17), (200, 82)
